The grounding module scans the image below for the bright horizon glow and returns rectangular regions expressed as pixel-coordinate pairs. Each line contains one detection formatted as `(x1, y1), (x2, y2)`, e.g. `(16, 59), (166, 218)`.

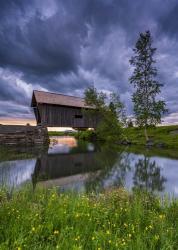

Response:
(1, 116), (178, 130)
(0, 118), (74, 131)
(0, 118), (36, 126)
(48, 127), (75, 132)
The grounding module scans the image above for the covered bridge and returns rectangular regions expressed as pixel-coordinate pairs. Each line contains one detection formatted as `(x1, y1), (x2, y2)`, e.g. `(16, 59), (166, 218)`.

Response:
(31, 90), (98, 128)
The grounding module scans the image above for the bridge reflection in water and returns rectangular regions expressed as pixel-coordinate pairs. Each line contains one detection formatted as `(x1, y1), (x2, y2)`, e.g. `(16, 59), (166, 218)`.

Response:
(32, 136), (167, 194)
(33, 136), (117, 192)
(2, 136), (178, 196)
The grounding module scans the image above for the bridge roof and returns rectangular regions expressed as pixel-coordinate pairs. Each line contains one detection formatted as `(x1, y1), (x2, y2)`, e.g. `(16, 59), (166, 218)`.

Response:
(31, 90), (92, 109)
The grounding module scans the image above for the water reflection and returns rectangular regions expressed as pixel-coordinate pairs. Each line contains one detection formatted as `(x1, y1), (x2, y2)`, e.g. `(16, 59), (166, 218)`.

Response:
(0, 159), (36, 188)
(133, 157), (166, 192)
(0, 136), (178, 196)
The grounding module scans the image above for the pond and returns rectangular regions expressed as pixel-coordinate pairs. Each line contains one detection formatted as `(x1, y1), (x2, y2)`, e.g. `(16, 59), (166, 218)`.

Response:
(0, 136), (178, 197)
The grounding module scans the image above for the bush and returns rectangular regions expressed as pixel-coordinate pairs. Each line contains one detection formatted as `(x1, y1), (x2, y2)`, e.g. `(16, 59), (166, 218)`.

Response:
(75, 130), (97, 141)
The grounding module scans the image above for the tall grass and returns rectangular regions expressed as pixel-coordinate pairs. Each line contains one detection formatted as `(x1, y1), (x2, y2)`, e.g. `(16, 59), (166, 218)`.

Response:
(0, 187), (178, 249)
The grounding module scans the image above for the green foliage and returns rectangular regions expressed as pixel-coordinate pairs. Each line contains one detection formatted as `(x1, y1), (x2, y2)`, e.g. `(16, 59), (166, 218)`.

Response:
(0, 187), (178, 249)
(84, 86), (106, 108)
(75, 130), (97, 141)
(84, 86), (125, 141)
(129, 31), (167, 130)
(109, 93), (127, 126)
(96, 109), (123, 142)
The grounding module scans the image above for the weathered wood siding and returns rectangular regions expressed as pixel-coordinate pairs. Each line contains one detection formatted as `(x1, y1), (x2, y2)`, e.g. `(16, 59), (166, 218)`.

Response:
(37, 104), (97, 128)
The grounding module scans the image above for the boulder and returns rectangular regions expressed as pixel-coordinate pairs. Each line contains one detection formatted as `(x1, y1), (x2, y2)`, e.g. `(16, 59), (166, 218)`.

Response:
(157, 142), (166, 148)
(146, 139), (154, 147)
(169, 130), (178, 135)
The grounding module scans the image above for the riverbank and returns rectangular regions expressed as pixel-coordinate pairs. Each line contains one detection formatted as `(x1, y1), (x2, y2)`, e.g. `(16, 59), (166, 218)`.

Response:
(48, 125), (178, 149)
(0, 187), (178, 249)
(125, 125), (178, 148)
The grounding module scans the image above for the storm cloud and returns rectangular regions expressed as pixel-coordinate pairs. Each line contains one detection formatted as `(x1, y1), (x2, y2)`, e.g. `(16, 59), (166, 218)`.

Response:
(0, 0), (178, 124)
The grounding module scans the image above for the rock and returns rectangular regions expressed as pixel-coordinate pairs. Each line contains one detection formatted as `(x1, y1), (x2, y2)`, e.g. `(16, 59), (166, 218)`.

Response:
(146, 139), (154, 147)
(157, 142), (166, 148)
(0, 125), (49, 146)
(119, 139), (132, 145)
(169, 130), (178, 135)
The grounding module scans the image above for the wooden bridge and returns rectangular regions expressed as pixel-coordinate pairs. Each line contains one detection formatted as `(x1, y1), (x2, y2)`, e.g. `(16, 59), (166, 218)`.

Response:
(31, 90), (98, 128)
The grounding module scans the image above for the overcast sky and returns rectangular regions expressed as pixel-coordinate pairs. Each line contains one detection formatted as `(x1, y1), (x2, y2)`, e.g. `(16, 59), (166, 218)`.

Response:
(0, 0), (178, 125)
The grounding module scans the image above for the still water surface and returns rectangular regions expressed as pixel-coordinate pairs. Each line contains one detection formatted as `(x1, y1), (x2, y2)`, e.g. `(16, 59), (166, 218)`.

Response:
(0, 136), (178, 196)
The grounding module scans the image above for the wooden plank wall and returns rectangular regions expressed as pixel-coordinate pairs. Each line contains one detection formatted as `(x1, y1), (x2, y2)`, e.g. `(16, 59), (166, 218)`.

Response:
(37, 104), (98, 128)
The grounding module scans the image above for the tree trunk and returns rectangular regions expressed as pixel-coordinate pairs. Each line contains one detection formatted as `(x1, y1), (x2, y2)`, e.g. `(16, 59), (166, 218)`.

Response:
(144, 126), (149, 141)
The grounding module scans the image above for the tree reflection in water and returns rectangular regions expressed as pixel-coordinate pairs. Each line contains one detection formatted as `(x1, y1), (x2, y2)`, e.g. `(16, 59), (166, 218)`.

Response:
(133, 156), (166, 192)
(85, 145), (131, 193)
(32, 138), (167, 194)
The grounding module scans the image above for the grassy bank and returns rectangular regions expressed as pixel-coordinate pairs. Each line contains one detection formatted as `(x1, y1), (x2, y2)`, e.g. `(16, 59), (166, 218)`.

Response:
(0, 187), (178, 249)
(125, 125), (178, 148)
(48, 130), (97, 141)
(124, 145), (178, 160)
(48, 125), (178, 149)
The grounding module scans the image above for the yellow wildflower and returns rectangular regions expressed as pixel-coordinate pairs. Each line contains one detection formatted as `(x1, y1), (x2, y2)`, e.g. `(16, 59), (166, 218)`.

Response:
(154, 235), (160, 241)
(159, 214), (165, 220)
(54, 230), (59, 235)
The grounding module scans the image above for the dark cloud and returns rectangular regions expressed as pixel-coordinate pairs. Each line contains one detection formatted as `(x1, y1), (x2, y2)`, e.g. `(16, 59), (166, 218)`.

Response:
(0, 0), (178, 123)
(0, 3), (83, 75)
(158, 3), (178, 38)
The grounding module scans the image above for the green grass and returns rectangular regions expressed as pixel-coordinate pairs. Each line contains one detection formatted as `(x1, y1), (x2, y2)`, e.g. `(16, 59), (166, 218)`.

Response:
(0, 187), (178, 249)
(125, 125), (178, 149)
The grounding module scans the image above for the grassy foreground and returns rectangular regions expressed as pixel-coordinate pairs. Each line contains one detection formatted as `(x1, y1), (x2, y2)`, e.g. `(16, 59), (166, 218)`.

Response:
(125, 125), (178, 148)
(0, 188), (178, 249)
